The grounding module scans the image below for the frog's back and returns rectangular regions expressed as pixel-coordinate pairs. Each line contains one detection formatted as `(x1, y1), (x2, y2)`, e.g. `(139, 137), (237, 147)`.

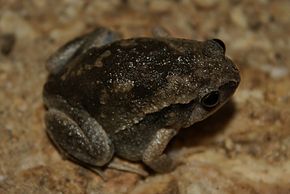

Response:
(44, 38), (206, 133)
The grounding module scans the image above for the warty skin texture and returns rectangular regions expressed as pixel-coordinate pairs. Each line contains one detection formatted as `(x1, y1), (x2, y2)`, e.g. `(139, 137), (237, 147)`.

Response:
(43, 28), (240, 173)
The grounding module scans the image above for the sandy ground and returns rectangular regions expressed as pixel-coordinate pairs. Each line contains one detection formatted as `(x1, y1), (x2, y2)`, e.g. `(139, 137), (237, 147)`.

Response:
(0, 1), (290, 193)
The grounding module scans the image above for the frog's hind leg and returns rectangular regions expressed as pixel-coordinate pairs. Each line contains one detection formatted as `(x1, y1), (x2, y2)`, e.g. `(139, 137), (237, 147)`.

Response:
(44, 97), (114, 168)
(45, 108), (148, 178)
(46, 27), (121, 75)
(107, 157), (149, 177)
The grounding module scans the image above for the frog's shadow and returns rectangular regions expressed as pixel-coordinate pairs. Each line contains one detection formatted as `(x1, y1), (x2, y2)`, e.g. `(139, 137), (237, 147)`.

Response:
(169, 100), (237, 150)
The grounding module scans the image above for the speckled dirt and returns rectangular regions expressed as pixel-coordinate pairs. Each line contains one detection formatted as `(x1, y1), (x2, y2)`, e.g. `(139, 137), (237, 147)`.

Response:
(1, 1), (290, 194)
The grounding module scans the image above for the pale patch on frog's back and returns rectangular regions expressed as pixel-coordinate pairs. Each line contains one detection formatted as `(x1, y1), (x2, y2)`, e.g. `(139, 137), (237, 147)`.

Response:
(60, 64), (92, 79)
(94, 50), (112, 68)
(119, 39), (139, 47)
(112, 75), (199, 133)
(113, 79), (135, 93)
(60, 49), (112, 80)
(138, 75), (198, 115)
(161, 38), (202, 54)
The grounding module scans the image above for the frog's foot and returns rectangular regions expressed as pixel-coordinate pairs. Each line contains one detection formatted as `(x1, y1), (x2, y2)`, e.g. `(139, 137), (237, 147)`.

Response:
(142, 128), (177, 173)
(45, 108), (114, 167)
(107, 157), (148, 177)
(46, 27), (121, 75)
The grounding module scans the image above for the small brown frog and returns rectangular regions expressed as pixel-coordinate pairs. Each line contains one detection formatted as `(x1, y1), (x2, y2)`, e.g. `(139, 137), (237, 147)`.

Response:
(43, 27), (240, 174)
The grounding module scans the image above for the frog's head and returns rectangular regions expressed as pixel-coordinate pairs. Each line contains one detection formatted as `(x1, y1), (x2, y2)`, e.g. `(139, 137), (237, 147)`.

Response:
(184, 39), (240, 127)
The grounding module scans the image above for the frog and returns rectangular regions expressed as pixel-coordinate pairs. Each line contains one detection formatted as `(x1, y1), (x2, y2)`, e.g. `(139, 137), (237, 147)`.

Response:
(43, 27), (240, 174)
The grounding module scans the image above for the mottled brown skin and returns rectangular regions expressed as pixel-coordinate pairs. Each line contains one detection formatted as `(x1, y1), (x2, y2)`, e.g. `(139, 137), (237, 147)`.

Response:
(43, 27), (240, 173)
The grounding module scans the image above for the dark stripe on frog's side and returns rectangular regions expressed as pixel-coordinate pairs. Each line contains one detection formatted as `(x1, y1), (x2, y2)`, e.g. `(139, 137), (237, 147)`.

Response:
(112, 99), (197, 161)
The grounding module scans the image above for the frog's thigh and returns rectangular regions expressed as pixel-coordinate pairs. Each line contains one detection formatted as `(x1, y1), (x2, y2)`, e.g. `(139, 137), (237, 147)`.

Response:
(45, 109), (114, 166)
(46, 36), (86, 75)
(142, 128), (177, 173)
(46, 27), (121, 75)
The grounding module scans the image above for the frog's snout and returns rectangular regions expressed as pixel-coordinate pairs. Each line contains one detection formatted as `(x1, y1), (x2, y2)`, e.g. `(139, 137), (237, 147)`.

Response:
(219, 80), (239, 101)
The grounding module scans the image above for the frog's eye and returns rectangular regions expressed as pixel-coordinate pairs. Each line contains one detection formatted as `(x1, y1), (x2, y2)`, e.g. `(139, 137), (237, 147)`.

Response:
(201, 91), (220, 108)
(203, 39), (226, 57)
(212, 39), (225, 54)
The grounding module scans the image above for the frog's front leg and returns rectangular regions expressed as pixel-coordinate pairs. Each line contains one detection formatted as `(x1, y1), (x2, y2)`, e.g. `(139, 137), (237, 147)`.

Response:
(44, 97), (114, 167)
(142, 128), (177, 173)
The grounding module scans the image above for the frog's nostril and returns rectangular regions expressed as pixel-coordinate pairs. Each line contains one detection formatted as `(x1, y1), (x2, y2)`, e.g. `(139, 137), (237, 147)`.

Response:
(219, 81), (239, 98)
(226, 81), (238, 89)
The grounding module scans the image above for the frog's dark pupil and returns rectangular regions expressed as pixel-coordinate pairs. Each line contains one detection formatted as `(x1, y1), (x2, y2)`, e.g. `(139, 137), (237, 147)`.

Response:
(201, 91), (220, 108)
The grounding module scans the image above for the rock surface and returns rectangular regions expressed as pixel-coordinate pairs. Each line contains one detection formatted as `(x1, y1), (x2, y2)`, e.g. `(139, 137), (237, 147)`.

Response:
(1, 1), (290, 193)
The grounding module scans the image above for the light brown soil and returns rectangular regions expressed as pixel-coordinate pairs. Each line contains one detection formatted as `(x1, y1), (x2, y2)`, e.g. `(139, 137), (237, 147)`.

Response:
(1, 1), (290, 193)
